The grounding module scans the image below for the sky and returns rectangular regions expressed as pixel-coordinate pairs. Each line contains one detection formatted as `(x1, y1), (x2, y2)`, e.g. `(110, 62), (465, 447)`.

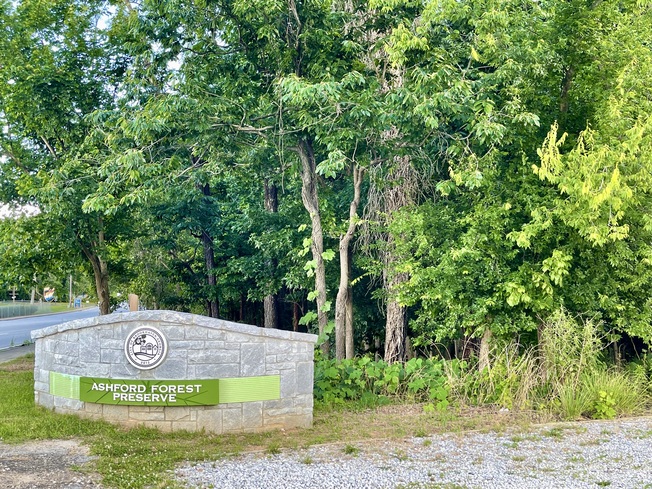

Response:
(0, 203), (40, 219)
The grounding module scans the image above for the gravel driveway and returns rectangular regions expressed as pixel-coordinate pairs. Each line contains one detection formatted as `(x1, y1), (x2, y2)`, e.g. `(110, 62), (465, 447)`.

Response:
(175, 417), (652, 489)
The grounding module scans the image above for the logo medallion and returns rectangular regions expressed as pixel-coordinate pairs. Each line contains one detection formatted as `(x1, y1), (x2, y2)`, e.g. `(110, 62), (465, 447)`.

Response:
(124, 327), (168, 370)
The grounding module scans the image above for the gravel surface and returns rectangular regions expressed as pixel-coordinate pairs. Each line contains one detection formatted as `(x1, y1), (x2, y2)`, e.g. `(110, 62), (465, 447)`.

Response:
(0, 439), (101, 489)
(175, 418), (652, 489)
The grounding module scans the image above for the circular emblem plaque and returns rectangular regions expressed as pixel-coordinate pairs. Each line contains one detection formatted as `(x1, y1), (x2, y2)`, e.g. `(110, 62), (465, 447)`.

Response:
(124, 326), (168, 370)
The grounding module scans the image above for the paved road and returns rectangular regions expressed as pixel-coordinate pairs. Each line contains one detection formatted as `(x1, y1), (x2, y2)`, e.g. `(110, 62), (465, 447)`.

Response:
(0, 307), (99, 350)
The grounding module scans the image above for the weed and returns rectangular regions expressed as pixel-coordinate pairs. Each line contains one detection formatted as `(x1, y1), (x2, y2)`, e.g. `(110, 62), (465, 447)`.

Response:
(343, 444), (359, 456)
(393, 449), (409, 461)
(265, 443), (281, 455)
(422, 439), (432, 447)
(512, 455), (526, 462)
(542, 428), (564, 439)
(300, 455), (313, 465)
(596, 481), (611, 487)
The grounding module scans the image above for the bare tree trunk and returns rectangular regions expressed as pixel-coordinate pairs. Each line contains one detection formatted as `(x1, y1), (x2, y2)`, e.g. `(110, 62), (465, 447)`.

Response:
(384, 271), (408, 363)
(478, 327), (492, 372)
(298, 137), (329, 356)
(201, 229), (218, 318)
(264, 179), (279, 328)
(345, 286), (354, 359)
(293, 302), (300, 332)
(78, 217), (110, 315)
(335, 164), (364, 360)
(88, 254), (110, 315)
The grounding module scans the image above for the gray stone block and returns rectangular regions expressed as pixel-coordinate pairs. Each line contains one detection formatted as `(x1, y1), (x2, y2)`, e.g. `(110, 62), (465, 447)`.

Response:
(54, 353), (80, 367)
(266, 341), (294, 354)
(34, 368), (49, 384)
(98, 338), (123, 350)
(164, 407), (191, 421)
(100, 349), (123, 364)
(296, 362), (314, 395)
(83, 402), (103, 415)
(168, 340), (198, 350)
(54, 396), (84, 411)
(240, 343), (265, 376)
(37, 392), (55, 409)
(206, 329), (226, 340)
(152, 358), (187, 379)
(280, 371), (297, 398)
(102, 404), (129, 420)
(54, 341), (79, 357)
(222, 405), (244, 432)
(99, 328), (114, 339)
(110, 363), (136, 377)
(188, 350), (239, 365)
(129, 409), (165, 421)
(196, 408), (223, 433)
(242, 402), (263, 428)
(192, 363), (240, 378)
(82, 363), (111, 377)
(78, 330), (101, 363)
(171, 421), (197, 432)
(162, 326), (185, 341)
(202, 340), (225, 351)
(184, 326), (208, 339)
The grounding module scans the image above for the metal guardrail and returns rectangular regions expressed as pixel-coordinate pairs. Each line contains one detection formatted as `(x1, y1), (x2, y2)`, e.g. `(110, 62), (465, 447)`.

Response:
(0, 301), (54, 319)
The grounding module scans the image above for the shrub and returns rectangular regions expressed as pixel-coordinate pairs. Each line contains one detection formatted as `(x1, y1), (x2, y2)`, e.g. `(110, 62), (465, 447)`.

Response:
(314, 356), (452, 409)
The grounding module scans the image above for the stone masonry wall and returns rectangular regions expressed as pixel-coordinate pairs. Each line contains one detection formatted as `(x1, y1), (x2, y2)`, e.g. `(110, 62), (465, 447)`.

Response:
(31, 311), (318, 433)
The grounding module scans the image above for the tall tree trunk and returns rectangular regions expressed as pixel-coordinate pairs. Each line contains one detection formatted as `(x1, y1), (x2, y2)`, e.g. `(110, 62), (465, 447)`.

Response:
(384, 271), (408, 363)
(559, 66), (574, 114)
(87, 253), (110, 315)
(264, 179), (279, 328)
(200, 183), (219, 318)
(298, 137), (329, 356)
(478, 327), (492, 372)
(77, 218), (110, 315)
(381, 157), (417, 363)
(345, 285), (354, 359)
(293, 301), (300, 332)
(335, 164), (364, 360)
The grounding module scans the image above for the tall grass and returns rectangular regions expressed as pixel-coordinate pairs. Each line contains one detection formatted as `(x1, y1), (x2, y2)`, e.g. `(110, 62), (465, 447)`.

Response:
(445, 309), (649, 419)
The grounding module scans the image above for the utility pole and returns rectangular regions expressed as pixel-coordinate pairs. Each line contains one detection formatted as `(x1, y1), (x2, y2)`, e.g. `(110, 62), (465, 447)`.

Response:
(69, 274), (73, 308)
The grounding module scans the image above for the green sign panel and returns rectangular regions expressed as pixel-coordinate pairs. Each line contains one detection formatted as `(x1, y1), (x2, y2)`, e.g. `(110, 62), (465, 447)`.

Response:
(80, 378), (220, 406)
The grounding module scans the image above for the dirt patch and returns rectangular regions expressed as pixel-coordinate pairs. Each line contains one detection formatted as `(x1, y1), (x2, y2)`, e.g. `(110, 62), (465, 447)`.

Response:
(0, 439), (102, 489)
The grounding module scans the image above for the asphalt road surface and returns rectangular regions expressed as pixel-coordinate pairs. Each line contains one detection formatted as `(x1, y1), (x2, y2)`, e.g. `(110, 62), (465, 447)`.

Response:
(0, 307), (99, 350)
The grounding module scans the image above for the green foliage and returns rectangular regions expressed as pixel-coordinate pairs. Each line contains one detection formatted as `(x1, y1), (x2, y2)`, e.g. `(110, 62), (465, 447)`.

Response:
(444, 309), (648, 420)
(594, 391), (617, 420)
(314, 356), (451, 409)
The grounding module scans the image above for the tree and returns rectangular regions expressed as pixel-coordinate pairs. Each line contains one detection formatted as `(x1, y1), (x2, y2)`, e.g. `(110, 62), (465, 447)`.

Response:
(0, 0), (133, 314)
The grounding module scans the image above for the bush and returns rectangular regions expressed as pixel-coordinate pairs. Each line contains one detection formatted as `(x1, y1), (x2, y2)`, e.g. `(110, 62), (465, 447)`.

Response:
(314, 356), (452, 410)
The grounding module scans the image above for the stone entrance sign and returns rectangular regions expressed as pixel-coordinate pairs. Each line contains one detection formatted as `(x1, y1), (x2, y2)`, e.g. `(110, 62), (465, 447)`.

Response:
(31, 311), (317, 433)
